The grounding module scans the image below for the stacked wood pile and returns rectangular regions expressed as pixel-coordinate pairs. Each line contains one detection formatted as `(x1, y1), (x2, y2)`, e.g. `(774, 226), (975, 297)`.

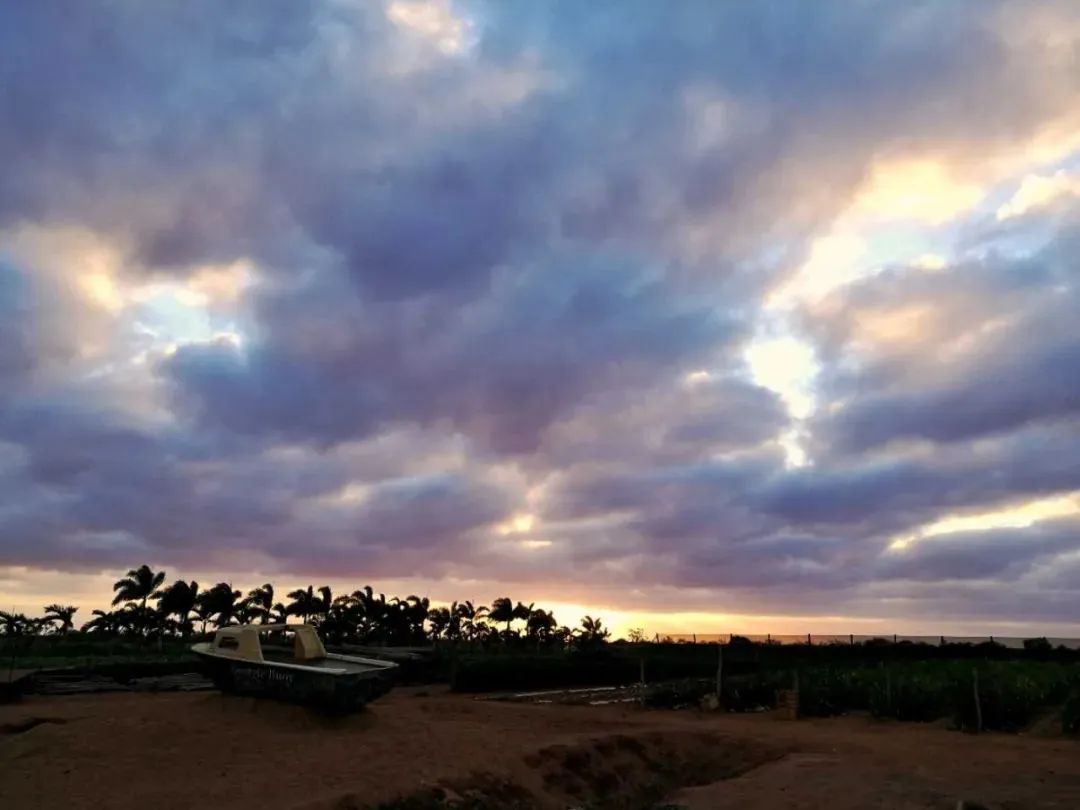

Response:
(776, 688), (800, 719)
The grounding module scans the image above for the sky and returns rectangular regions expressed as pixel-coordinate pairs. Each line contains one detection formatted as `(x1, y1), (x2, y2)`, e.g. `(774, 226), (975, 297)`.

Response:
(2, 0), (1080, 638)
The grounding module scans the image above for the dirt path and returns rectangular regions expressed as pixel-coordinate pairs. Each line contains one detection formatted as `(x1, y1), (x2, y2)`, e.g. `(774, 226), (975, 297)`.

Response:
(2, 688), (1078, 809)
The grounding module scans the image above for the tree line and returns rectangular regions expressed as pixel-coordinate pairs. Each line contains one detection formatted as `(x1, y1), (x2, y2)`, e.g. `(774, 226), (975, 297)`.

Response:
(0, 564), (611, 648)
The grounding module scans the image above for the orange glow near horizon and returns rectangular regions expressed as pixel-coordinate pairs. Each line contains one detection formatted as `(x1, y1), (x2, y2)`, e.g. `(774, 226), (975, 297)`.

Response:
(5, 567), (1080, 640)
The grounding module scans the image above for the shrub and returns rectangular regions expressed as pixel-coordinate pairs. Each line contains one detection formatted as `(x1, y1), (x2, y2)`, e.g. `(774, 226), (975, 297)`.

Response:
(953, 663), (1073, 732)
(1062, 689), (1080, 735)
(642, 678), (714, 709)
(451, 651), (637, 692)
(796, 667), (871, 717)
(722, 672), (785, 711)
(867, 664), (952, 722)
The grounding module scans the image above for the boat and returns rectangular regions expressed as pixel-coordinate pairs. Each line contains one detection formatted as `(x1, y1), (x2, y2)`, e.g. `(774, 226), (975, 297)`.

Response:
(191, 623), (398, 713)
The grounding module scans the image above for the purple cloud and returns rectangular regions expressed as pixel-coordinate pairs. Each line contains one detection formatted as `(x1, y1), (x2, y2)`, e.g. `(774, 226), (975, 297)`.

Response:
(1, 0), (1080, 629)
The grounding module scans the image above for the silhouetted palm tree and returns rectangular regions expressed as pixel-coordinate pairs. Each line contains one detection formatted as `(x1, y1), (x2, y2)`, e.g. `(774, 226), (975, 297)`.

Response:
(488, 597), (515, 633)
(81, 609), (119, 635)
(243, 583), (275, 624)
(269, 601), (289, 624)
(513, 601), (533, 626)
(428, 606), (451, 640)
(63, 566), (610, 653)
(404, 595), (430, 642)
(319, 596), (361, 644)
(354, 586), (389, 642)
(526, 608), (557, 642)
(112, 565), (166, 608)
(286, 585), (319, 624)
(112, 565), (165, 635)
(197, 583), (242, 629)
(43, 604), (79, 635)
(0, 611), (37, 636)
(453, 601), (485, 642)
(153, 581), (199, 638)
(316, 586), (333, 625)
(576, 615), (610, 648)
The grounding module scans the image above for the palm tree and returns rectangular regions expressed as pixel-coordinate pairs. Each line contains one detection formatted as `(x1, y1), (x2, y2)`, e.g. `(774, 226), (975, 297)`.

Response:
(387, 597), (409, 643)
(315, 586), (333, 625)
(269, 602), (290, 624)
(243, 583), (275, 624)
(427, 606), (451, 640)
(112, 565), (165, 635)
(193, 600), (214, 635)
(453, 601), (484, 642)
(576, 615), (610, 648)
(42, 604), (79, 635)
(81, 609), (120, 635)
(112, 565), (166, 608)
(404, 595), (430, 642)
(317, 596), (352, 644)
(526, 608), (557, 643)
(197, 583), (242, 629)
(153, 581), (199, 638)
(488, 597), (515, 633)
(286, 586), (319, 624)
(0, 611), (36, 636)
(513, 601), (533, 626)
(353, 587), (389, 642)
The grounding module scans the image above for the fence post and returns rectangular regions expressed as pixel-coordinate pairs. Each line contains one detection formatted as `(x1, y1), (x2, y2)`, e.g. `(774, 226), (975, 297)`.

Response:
(639, 656), (645, 687)
(883, 662), (892, 715)
(715, 643), (723, 698)
(849, 633), (854, 646)
(972, 668), (982, 733)
(807, 633), (812, 646)
(793, 669), (800, 719)
(692, 633), (697, 644)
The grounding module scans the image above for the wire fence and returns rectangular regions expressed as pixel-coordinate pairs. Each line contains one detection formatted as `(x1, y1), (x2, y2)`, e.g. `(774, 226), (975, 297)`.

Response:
(652, 633), (1080, 649)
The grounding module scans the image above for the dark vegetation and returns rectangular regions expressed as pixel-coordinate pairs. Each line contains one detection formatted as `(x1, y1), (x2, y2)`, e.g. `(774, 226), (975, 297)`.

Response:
(0, 565), (606, 649)
(3, 565), (1080, 735)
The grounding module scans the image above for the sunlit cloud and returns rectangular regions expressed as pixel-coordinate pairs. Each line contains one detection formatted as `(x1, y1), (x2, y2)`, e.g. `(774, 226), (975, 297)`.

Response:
(682, 369), (713, 387)
(181, 261), (253, 307)
(851, 303), (940, 351)
(386, 0), (472, 55)
(495, 513), (536, 536)
(852, 158), (986, 225)
(997, 169), (1080, 220)
(768, 232), (868, 309)
(911, 253), (947, 271)
(744, 336), (819, 420)
(889, 493), (1080, 551)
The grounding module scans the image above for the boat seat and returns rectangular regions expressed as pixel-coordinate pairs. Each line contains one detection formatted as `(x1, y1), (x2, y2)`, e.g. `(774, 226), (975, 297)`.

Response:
(293, 626), (327, 661)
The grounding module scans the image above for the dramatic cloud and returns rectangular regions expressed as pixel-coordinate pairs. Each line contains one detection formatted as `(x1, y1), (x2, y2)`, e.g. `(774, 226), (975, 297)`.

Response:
(2, 0), (1080, 631)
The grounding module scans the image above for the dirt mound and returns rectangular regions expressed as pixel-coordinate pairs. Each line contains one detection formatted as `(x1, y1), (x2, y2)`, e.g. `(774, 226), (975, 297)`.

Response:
(362, 730), (786, 809)
(0, 716), (68, 735)
(529, 730), (786, 808)
(341, 773), (533, 809)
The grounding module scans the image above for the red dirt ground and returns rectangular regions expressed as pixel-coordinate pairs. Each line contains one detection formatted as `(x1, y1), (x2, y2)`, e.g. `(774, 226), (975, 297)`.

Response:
(2, 687), (1078, 809)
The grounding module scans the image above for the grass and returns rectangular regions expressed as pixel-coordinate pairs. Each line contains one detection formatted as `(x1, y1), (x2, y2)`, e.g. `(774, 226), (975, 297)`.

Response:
(1, 634), (196, 672)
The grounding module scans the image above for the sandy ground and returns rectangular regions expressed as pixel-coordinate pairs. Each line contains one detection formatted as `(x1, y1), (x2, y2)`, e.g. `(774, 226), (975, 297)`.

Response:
(2, 687), (1079, 809)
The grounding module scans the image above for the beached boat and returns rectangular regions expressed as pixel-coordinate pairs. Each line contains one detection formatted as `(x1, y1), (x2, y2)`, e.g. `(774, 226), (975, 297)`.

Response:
(192, 624), (398, 713)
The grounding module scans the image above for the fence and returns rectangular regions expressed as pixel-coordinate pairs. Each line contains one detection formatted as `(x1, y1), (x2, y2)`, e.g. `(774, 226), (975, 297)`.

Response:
(651, 633), (1080, 650)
